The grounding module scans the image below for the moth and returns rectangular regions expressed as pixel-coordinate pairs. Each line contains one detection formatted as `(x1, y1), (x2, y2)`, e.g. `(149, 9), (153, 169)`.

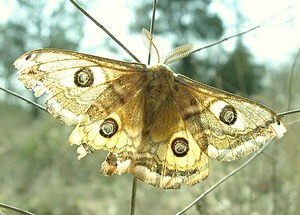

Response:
(15, 29), (286, 189)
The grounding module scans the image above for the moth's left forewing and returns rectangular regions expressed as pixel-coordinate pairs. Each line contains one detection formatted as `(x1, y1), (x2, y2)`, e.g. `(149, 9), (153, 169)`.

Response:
(175, 74), (286, 161)
(15, 49), (147, 125)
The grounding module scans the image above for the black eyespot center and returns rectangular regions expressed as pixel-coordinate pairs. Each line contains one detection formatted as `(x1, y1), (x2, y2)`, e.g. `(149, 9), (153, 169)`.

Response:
(219, 105), (237, 125)
(99, 118), (118, 138)
(171, 138), (189, 157)
(74, 68), (94, 87)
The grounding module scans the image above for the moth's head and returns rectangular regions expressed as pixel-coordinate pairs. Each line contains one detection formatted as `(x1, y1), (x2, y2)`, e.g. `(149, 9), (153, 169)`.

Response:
(146, 64), (176, 80)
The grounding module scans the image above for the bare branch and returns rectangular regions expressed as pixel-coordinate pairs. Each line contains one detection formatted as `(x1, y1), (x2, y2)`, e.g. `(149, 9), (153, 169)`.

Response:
(0, 202), (35, 215)
(190, 1), (300, 54)
(0, 86), (46, 112)
(69, 0), (141, 63)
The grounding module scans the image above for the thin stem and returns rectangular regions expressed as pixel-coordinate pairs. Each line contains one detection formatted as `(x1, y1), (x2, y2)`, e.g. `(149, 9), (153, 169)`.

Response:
(147, 0), (158, 65)
(129, 177), (138, 215)
(190, 26), (259, 55)
(69, 0), (140, 63)
(0, 203), (35, 215)
(0, 86), (46, 112)
(191, 1), (300, 54)
(279, 109), (300, 117)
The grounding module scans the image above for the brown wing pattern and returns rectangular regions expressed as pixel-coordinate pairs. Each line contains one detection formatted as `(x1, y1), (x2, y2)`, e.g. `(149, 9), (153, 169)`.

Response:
(175, 74), (286, 161)
(129, 97), (209, 189)
(15, 49), (147, 125)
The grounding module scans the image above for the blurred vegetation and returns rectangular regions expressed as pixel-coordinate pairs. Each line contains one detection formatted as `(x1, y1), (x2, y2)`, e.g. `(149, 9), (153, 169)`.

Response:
(0, 0), (85, 111)
(213, 41), (265, 95)
(1, 0), (300, 214)
(1, 100), (299, 214)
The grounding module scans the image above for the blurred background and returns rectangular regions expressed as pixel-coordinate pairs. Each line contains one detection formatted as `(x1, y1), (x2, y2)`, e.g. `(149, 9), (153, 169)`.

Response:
(0, 0), (299, 214)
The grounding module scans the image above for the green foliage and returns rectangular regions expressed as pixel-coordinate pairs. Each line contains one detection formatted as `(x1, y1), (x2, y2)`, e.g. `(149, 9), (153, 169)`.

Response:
(0, 103), (298, 214)
(213, 41), (265, 96)
(0, 103), (132, 214)
(130, 0), (223, 44)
